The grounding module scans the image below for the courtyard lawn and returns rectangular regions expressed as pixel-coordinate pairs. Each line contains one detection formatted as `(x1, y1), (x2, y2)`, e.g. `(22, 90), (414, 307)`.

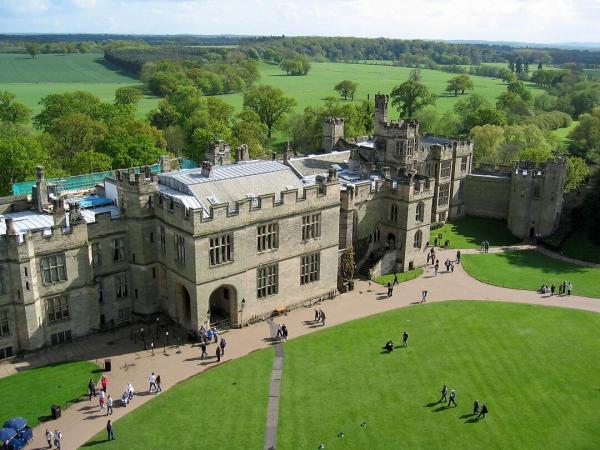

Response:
(560, 229), (600, 264)
(83, 302), (600, 449)
(83, 349), (272, 449)
(461, 250), (600, 298)
(0, 361), (100, 427)
(373, 268), (423, 285)
(429, 216), (521, 249)
(0, 53), (160, 117)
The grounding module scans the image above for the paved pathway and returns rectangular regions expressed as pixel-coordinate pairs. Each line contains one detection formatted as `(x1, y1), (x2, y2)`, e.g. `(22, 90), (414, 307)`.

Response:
(2, 246), (598, 449)
(264, 342), (284, 450)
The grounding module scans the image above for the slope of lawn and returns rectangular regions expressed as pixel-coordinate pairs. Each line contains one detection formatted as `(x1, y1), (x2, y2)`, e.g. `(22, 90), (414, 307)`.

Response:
(278, 301), (600, 449)
(560, 230), (600, 264)
(0, 53), (160, 116)
(83, 349), (272, 449)
(373, 268), (423, 285)
(83, 302), (600, 449)
(462, 250), (600, 298)
(0, 361), (100, 427)
(429, 216), (521, 249)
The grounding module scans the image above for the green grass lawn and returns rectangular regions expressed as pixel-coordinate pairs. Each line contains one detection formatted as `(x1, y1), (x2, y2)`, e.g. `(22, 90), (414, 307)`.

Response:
(83, 302), (600, 449)
(83, 349), (272, 449)
(220, 61), (542, 115)
(560, 230), (600, 264)
(373, 268), (423, 285)
(0, 361), (100, 427)
(551, 119), (578, 142)
(462, 250), (600, 298)
(0, 53), (160, 117)
(429, 216), (521, 249)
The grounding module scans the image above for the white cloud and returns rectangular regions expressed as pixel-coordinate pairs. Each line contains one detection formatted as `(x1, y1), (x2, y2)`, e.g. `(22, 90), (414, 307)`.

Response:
(0, 0), (598, 43)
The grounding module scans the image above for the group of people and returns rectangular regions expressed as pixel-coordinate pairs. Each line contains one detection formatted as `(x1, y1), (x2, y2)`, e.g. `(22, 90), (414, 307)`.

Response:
(382, 331), (409, 352)
(148, 372), (162, 394)
(538, 281), (573, 296)
(44, 428), (62, 449)
(275, 323), (289, 341)
(200, 333), (227, 362)
(313, 309), (327, 326)
(439, 385), (489, 419)
(121, 383), (135, 407)
(480, 240), (490, 253)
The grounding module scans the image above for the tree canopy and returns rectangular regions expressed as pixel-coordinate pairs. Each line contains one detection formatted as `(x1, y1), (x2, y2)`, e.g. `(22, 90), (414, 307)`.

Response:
(243, 85), (296, 138)
(390, 80), (436, 118)
(334, 80), (358, 101)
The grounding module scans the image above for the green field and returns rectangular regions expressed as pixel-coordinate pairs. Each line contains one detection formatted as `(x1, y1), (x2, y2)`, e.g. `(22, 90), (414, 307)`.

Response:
(0, 361), (100, 427)
(462, 250), (600, 298)
(219, 61), (543, 115)
(0, 53), (160, 116)
(560, 230), (600, 264)
(85, 302), (600, 449)
(429, 216), (521, 249)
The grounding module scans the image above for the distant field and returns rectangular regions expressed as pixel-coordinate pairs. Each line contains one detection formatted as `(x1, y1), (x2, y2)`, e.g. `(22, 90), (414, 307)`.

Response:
(219, 61), (544, 114)
(0, 53), (160, 116)
(552, 119), (578, 141)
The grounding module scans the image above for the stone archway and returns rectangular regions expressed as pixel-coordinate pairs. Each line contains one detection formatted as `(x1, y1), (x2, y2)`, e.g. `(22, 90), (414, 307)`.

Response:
(176, 283), (192, 326)
(209, 285), (238, 326)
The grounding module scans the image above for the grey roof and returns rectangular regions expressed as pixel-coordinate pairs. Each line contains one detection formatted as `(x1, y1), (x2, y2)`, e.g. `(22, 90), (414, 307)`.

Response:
(288, 151), (351, 177)
(0, 210), (54, 237)
(158, 160), (305, 213)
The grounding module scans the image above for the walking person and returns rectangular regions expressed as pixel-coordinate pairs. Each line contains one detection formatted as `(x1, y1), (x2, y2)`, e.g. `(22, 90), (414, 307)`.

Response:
(282, 324), (289, 341)
(148, 372), (157, 393)
(450, 261), (454, 272)
(551, 284), (555, 295)
(212, 327), (219, 344)
(156, 374), (162, 393)
(568, 282), (572, 295)
(448, 389), (457, 407)
(54, 429), (62, 449)
(101, 375), (108, 393)
(106, 420), (115, 441)
(200, 341), (208, 359)
(387, 281), (392, 298)
(473, 399), (480, 416)
(99, 389), (106, 412)
(477, 402), (488, 419)
(219, 337), (226, 356)
(216, 345), (221, 362)
(456, 250), (461, 264)
(393, 273), (399, 286)
(559, 283), (563, 295)
(439, 385), (448, 403)
(276, 324), (283, 339)
(402, 331), (409, 347)
(314, 309), (320, 323)
(320, 310), (326, 326)
(421, 290), (428, 303)
(107, 396), (113, 415)
(45, 429), (53, 449)
(88, 379), (96, 401)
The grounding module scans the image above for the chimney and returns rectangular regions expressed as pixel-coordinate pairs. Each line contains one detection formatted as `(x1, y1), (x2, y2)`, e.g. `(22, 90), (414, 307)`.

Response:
(283, 142), (291, 164)
(4, 218), (16, 236)
(159, 156), (171, 173)
(271, 152), (277, 161)
(52, 198), (66, 228)
(33, 165), (48, 212)
(383, 166), (391, 180)
(68, 202), (83, 224)
(144, 165), (151, 178)
(236, 144), (249, 162)
(201, 161), (212, 177)
(327, 168), (338, 182)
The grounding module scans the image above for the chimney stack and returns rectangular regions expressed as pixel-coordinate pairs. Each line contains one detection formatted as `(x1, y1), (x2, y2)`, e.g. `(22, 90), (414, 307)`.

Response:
(159, 156), (171, 173)
(201, 161), (213, 177)
(52, 198), (66, 228)
(33, 165), (48, 212)
(283, 141), (291, 164)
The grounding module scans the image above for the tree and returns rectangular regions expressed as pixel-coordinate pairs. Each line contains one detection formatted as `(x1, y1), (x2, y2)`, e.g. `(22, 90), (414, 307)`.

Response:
(0, 91), (31, 124)
(390, 80), (436, 118)
(565, 156), (592, 191)
(52, 113), (108, 159)
(280, 54), (311, 76)
(340, 247), (356, 281)
(499, 125), (553, 163)
(408, 68), (422, 82)
(69, 151), (112, 174)
(538, 61), (543, 70)
(243, 85), (296, 138)
(34, 91), (102, 132)
(445, 75), (474, 96)
(231, 110), (269, 158)
(25, 43), (41, 59)
(470, 124), (504, 162)
(569, 107), (600, 163)
(114, 86), (142, 106)
(334, 80), (358, 100)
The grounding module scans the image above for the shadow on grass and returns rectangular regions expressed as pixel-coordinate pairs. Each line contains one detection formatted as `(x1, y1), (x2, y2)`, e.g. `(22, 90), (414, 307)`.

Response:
(81, 439), (107, 447)
(490, 250), (590, 276)
(465, 417), (482, 424)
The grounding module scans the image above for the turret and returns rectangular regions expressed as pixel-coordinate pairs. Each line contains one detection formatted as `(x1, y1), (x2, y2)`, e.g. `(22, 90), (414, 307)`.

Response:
(32, 166), (48, 212)
(206, 140), (231, 165)
(322, 118), (344, 153)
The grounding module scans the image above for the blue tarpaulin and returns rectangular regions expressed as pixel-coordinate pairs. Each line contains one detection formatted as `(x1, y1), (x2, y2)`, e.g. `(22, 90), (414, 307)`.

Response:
(3, 418), (26, 431)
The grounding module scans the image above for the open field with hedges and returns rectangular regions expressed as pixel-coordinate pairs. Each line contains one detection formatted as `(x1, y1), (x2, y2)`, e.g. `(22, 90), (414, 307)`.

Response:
(84, 302), (600, 449)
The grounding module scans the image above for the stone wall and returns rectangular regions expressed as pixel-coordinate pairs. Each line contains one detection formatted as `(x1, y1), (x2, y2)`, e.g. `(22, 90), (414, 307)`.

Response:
(464, 174), (511, 220)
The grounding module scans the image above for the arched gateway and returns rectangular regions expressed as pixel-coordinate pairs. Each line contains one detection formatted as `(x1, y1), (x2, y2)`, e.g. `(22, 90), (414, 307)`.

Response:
(209, 285), (238, 327)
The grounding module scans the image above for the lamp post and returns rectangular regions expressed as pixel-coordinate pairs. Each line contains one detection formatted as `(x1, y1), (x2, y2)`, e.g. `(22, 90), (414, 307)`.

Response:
(141, 327), (145, 349)
(151, 342), (154, 356)
(156, 317), (160, 340)
(164, 331), (169, 353)
(239, 298), (246, 328)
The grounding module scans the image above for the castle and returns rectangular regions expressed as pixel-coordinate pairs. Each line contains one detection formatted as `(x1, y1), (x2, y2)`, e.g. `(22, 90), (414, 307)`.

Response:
(0, 94), (566, 358)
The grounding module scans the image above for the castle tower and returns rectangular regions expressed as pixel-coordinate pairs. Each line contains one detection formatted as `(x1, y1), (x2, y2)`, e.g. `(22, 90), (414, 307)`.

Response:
(322, 117), (345, 153)
(374, 94), (389, 135)
(507, 158), (566, 239)
(32, 166), (48, 212)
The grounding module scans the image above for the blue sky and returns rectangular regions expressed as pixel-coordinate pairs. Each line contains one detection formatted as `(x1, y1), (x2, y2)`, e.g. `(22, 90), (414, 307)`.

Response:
(0, 0), (598, 43)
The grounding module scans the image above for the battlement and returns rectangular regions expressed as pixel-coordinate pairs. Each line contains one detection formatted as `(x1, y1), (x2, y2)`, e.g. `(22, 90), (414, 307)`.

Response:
(323, 117), (344, 124)
(512, 158), (566, 177)
(115, 167), (158, 194)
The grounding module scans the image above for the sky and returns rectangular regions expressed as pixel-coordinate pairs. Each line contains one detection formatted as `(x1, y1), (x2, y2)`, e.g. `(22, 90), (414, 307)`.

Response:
(0, 0), (599, 44)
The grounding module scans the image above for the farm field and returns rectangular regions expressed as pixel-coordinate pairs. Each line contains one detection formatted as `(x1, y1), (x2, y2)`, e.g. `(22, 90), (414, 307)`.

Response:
(84, 301), (600, 449)
(461, 250), (600, 298)
(219, 61), (544, 114)
(0, 361), (100, 428)
(0, 53), (160, 116)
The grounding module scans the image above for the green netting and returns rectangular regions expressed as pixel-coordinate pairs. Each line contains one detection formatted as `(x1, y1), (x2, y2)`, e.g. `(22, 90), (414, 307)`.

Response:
(11, 158), (197, 195)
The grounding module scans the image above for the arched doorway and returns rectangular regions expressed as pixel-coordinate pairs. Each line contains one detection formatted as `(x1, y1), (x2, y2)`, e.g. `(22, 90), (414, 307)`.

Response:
(529, 226), (535, 240)
(176, 284), (192, 326)
(209, 285), (237, 326)
(387, 233), (396, 250)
